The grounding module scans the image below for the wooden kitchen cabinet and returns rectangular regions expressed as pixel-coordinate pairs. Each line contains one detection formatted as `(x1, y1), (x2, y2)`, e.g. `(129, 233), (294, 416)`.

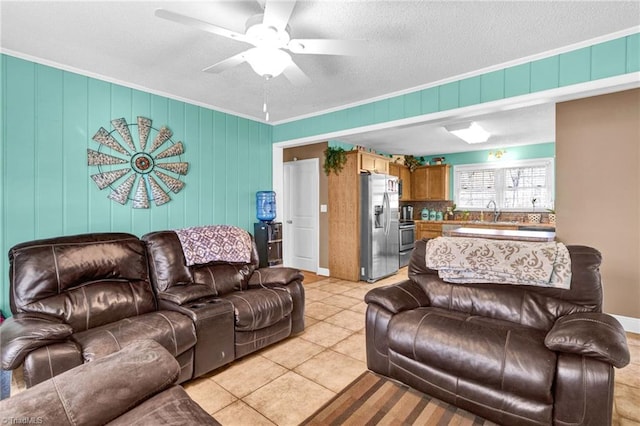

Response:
(388, 163), (411, 201)
(416, 222), (443, 239)
(411, 165), (450, 200)
(359, 152), (389, 174)
(328, 151), (361, 281)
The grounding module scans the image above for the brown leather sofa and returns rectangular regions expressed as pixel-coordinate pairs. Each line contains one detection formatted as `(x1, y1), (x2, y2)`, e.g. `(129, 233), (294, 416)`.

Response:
(365, 239), (630, 426)
(1, 229), (305, 389)
(0, 339), (219, 425)
(142, 228), (305, 368)
(1, 233), (198, 387)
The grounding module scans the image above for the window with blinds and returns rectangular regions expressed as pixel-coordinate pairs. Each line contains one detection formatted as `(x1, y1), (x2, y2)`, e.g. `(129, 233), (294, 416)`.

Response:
(454, 158), (554, 211)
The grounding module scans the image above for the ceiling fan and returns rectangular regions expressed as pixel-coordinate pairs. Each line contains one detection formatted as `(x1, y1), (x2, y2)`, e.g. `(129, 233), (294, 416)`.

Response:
(155, 0), (365, 86)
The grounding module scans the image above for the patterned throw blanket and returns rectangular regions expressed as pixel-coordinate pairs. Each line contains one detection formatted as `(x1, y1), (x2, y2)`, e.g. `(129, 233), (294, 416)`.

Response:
(425, 237), (572, 289)
(174, 225), (253, 266)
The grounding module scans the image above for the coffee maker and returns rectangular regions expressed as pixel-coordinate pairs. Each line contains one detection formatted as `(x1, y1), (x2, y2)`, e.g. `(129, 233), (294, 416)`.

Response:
(401, 205), (414, 221)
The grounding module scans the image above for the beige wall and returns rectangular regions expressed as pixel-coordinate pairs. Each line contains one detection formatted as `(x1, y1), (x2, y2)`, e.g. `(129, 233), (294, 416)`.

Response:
(283, 142), (329, 271)
(556, 88), (640, 317)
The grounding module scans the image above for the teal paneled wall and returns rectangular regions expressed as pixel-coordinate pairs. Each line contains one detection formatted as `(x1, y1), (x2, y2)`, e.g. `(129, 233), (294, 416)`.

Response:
(0, 54), (272, 316)
(328, 140), (354, 150)
(429, 142), (554, 166)
(273, 33), (639, 142)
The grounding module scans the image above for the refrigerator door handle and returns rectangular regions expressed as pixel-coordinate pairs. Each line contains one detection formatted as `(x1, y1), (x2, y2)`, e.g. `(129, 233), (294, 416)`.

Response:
(383, 192), (390, 236)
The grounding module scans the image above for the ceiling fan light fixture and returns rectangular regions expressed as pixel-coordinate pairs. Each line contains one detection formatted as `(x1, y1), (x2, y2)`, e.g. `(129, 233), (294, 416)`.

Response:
(244, 47), (291, 78)
(445, 122), (490, 144)
(245, 18), (290, 48)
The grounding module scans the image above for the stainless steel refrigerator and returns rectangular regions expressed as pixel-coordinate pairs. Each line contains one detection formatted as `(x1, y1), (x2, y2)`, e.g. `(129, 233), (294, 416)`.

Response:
(360, 172), (400, 282)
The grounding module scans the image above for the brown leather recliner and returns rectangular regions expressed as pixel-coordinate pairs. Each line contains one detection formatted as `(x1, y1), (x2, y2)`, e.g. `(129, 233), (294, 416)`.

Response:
(1, 233), (198, 388)
(0, 339), (219, 425)
(365, 239), (630, 426)
(142, 227), (304, 370)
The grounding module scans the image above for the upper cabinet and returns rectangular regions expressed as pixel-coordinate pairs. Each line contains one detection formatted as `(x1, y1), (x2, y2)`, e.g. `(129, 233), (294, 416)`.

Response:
(388, 163), (411, 201)
(411, 165), (451, 200)
(359, 152), (389, 174)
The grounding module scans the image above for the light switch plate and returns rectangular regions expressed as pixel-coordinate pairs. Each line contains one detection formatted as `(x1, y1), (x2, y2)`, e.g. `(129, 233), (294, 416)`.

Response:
(320, 204), (327, 212)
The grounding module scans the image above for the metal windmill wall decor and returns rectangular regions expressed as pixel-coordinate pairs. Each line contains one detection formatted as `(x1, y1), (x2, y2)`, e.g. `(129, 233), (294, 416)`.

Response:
(88, 117), (189, 208)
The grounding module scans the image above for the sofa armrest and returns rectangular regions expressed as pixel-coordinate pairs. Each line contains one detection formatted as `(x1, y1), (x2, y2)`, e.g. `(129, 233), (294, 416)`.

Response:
(545, 312), (630, 368)
(0, 340), (179, 425)
(1, 313), (73, 370)
(364, 280), (430, 314)
(157, 284), (217, 305)
(248, 267), (304, 287)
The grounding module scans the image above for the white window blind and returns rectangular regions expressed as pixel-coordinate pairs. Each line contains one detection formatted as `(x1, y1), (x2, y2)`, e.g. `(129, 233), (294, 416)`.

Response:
(454, 158), (554, 211)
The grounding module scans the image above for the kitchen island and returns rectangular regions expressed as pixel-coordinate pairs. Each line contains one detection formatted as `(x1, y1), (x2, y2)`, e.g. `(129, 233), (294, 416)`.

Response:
(444, 227), (555, 242)
(415, 220), (555, 240)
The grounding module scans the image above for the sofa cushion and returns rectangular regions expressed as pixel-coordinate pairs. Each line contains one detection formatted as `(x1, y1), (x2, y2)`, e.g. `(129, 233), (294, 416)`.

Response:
(193, 263), (253, 295)
(0, 340), (180, 426)
(143, 230), (260, 295)
(410, 240), (604, 317)
(24, 279), (157, 332)
(388, 307), (556, 403)
(9, 233), (155, 331)
(108, 385), (220, 426)
(414, 274), (593, 331)
(222, 288), (293, 331)
(72, 311), (196, 361)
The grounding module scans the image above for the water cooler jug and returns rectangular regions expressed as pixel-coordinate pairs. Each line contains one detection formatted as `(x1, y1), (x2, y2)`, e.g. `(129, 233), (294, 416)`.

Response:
(256, 191), (276, 222)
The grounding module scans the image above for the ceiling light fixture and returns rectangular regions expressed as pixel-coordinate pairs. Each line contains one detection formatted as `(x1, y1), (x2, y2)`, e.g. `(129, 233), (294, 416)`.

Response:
(243, 45), (292, 122)
(244, 47), (292, 78)
(445, 122), (490, 144)
(488, 149), (507, 160)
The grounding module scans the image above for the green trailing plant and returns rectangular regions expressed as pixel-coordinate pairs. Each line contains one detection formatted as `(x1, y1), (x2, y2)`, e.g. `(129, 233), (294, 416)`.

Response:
(323, 147), (348, 176)
(404, 155), (422, 172)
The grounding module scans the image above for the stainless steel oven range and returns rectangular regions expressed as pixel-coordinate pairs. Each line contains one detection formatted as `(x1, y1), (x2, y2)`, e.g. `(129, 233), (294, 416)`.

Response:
(399, 221), (416, 267)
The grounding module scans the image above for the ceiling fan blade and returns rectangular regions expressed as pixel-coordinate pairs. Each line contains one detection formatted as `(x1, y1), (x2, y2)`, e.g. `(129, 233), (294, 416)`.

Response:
(282, 62), (311, 86)
(155, 9), (249, 44)
(288, 39), (366, 56)
(263, 0), (296, 33)
(202, 52), (248, 73)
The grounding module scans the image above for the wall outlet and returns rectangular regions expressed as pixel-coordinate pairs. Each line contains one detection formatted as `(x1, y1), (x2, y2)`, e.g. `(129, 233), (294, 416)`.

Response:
(320, 204), (327, 213)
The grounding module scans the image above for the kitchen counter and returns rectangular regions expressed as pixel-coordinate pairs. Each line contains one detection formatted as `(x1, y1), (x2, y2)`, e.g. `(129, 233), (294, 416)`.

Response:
(415, 220), (555, 229)
(444, 227), (556, 242)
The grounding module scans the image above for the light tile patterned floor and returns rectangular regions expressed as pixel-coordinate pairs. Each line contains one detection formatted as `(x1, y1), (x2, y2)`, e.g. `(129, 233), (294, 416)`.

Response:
(183, 272), (404, 425)
(183, 269), (640, 426)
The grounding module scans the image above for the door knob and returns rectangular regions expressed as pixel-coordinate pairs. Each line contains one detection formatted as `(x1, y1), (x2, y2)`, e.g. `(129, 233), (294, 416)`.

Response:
(286, 220), (293, 224)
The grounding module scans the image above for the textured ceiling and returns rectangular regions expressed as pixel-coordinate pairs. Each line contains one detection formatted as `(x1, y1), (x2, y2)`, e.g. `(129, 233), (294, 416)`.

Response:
(1, 1), (639, 154)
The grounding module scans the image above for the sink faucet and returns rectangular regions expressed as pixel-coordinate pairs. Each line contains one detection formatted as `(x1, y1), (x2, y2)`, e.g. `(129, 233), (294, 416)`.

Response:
(486, 200), (501, 222)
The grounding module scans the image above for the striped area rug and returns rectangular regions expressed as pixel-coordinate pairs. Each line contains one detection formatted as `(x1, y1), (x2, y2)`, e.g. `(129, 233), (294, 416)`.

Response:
(302, 371), (498, 426)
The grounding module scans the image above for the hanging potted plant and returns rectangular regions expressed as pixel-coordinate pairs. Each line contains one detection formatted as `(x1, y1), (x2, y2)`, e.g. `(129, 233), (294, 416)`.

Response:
(323, 146), (348, 176)
(527, 198), (541, 223)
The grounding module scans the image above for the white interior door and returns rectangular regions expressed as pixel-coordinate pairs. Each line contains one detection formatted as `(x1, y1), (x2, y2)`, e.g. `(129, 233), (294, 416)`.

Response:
(283, 159), (319, 272)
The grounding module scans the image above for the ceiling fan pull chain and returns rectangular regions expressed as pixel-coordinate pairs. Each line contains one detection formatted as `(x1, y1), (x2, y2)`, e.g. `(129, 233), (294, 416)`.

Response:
(263, 75), (271, 121)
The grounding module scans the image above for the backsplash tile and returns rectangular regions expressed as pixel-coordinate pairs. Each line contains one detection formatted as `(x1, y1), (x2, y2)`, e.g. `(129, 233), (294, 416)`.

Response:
(402, 201), (554, 224)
